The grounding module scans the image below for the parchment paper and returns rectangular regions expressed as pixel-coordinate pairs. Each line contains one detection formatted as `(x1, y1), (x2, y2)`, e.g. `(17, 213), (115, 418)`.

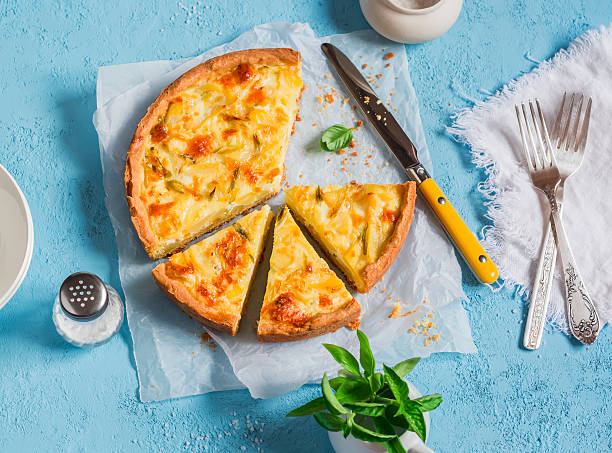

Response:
(93, 23), (476, 401)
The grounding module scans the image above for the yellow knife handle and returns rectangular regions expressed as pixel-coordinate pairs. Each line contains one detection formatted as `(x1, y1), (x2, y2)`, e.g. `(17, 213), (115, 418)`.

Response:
(419, 178), (498, 284)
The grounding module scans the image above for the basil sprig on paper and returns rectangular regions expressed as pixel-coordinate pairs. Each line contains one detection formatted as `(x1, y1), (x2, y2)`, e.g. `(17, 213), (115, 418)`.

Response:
(320, 124), (354, 152)
(286, 330), (441, 453)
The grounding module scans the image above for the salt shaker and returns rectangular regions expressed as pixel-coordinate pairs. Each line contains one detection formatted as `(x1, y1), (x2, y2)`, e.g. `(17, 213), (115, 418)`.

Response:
(52, 272), (124, 347)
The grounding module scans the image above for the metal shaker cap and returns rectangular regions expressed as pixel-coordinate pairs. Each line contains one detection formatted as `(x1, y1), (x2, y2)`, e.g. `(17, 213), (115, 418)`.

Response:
(59, 272), (108, 320)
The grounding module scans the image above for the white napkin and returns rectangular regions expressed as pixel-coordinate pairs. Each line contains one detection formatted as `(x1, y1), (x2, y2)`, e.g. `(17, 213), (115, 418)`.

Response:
(449, 25), (612, 334)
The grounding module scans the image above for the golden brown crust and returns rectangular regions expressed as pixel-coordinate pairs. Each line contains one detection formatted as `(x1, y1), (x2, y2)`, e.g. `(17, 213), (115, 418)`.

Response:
(257, 298), (361, 342)
(360, 182), (417, 292)
(125, 48), (301, 259)
(152, 265), (237, 334)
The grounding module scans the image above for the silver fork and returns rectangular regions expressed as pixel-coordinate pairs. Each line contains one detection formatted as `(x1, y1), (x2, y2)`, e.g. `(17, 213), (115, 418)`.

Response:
(522, 94), (593, 349)
(515, 98), (600, 345)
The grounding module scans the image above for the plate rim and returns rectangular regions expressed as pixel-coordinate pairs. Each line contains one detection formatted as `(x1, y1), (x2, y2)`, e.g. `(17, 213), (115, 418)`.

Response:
(0, 164), (34, 310)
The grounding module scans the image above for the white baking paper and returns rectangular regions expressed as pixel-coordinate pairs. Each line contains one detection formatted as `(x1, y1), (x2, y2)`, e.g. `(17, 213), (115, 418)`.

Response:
(93, 23), (476, 401)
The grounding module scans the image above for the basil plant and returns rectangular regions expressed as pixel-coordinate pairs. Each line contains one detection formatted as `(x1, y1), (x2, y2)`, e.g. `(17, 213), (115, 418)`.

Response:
(286, 330), (442, 453)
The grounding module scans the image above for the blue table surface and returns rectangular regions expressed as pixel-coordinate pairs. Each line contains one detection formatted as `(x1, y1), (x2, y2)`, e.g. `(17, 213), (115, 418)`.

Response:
(2, 1), (611, 452)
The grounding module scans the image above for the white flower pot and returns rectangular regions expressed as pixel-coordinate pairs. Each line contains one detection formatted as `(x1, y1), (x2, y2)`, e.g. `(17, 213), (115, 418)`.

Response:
(328, 382), (433, 453)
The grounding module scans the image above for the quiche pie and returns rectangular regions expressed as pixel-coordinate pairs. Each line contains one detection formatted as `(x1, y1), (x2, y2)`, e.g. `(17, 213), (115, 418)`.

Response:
(285, 182), (416, 293)
(152, 205), (273, 335)
(257, 207), (361, 342)
(126, 49), (303, 259)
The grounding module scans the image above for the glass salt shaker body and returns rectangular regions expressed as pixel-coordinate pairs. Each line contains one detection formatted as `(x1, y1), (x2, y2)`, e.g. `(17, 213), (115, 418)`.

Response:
(52, 272), (124, 347)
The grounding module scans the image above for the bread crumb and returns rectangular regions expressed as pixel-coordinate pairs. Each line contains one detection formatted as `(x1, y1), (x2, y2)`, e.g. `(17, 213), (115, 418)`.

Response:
(388, 303), (402, 318)
(325, 74), (332, 79)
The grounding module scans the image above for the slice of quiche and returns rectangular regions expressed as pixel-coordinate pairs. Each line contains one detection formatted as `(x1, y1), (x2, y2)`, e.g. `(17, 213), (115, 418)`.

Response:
(285, 182), (417, 293)
(126, 49), (303, 259)
(152, 205), (273, 335)
(257, 207), (361, 342)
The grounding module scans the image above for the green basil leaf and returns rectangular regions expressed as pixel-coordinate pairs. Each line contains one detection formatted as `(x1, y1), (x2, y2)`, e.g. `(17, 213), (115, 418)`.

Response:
(285, 397), (326, 417)
(337, 369), (361, 379)
(322, 373), (348, 415)
(373, 417), (406, 453)
(392, 358), (420, 377)
(383, 364), (410, 406)
(369, 372), (385, 394)
(313, 412), (344, 432)
(413, 394), (442, 412)
(357, 330), (375, 377)
(385, 406), (410, 431)
(350, 421), (396, 443)
(329, 376), (347, 391)
(403, 405), (427, 442)
(320, 124), (353, 152)
(343, 402), (386, 417)
(323, 344), (361, 376)
(335, 379), (372, 403)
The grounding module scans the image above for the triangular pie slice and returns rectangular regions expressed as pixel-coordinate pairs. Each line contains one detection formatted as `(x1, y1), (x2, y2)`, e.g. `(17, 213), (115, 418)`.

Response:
(285, 182), (416, 293)
(257, 207), (361, 342)
(126, 49), (303, 259)
(152, 205), (273, 335)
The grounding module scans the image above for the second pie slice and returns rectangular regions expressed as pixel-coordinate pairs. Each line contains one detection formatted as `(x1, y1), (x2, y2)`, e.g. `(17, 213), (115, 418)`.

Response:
(285, 182), (417, 293)
(152, 205), (273, 335)
(257, 207), (361, 342)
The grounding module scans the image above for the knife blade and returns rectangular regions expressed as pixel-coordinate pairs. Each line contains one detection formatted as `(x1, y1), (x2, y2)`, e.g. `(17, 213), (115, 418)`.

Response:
(322, 43), (498, 284)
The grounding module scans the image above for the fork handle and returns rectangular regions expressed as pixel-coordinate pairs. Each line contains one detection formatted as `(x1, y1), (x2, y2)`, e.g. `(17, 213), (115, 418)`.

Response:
(523, 216), (557, 350)
(548, 195), (600, 345)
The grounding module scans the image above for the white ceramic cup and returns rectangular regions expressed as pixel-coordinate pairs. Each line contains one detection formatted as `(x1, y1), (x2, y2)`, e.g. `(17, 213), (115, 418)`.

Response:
(359, 0), (463, 44)
(0, 164), (34, 310)
(328, 382), (433, 453)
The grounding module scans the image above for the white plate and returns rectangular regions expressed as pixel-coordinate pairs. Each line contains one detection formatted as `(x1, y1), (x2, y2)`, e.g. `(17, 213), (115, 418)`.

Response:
(0, 164), (34, 310)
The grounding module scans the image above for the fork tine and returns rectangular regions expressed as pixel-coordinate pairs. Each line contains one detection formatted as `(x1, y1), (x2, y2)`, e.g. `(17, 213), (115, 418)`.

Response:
(535, 99), (557, 168)
(575, 97), (592, 155)
(567, 94), (584, 151)
(521, 103), (542, 169)
(559, 93), (576, 150)
(515, 104), (536, 172)
(551, 92), (567, 142)
(528, 100), (549, 168)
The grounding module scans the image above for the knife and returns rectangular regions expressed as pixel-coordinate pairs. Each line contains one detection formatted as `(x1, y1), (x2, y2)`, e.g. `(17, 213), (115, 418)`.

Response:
(322, 43), (498, 284)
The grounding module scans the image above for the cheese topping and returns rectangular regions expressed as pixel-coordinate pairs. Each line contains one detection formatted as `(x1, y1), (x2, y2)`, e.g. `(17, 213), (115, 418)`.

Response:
(259, 207), (355, 328)
(141, 60), (302, 253)
(159, 205), (273, 330)
(285, 183), (405, 292)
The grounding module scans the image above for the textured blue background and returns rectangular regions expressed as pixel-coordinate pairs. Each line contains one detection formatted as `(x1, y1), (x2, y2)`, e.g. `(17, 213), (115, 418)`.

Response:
(1, 1), (611, 452)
